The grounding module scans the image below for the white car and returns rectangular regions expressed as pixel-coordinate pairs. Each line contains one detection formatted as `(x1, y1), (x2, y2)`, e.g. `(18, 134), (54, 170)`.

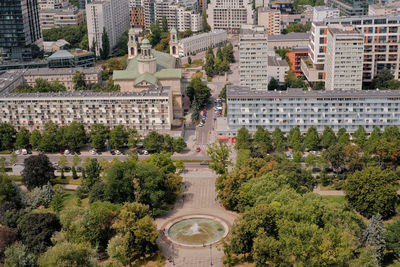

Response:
(15, 150), (21, 155)
(143, 150), (149, 155)
(115, 150), (121, 155)
(64, 149), (70, 155)
(90, 150), (96, 155)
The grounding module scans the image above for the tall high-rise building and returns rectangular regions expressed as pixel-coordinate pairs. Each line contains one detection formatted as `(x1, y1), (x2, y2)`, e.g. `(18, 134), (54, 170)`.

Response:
(207, 0), (254, 33)
(0, 0), (42, 61)
(239, 25), (269, 90)
(143, 0), (155, 29)
(86, 0), (129, 56)
(324, 26), (364, 91)
(257, 7), (281, 35)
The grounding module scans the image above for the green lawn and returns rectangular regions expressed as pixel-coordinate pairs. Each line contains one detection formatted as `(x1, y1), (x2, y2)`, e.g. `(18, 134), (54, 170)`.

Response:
(62, 190), (89, 209)
(321, 195), (346, 206)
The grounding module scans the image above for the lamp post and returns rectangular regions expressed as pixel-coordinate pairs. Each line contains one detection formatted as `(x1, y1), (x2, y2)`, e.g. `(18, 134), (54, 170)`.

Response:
(172, 244), (175, 266)
(210, 244), (213, 265)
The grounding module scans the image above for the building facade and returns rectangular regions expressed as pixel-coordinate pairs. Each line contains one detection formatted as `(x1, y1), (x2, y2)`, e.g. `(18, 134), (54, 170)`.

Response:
(0, 87), (173, 133)
(86, 0), (130, 57)
(130, 7), (144, 29)
(326, 0), (374, 16)
(313, 6), (340, 22)
(0, 0), (42, 61)
(206, 0), (254, 33)
(286, 47), (308, 76)
(47, 49), (96, 68)
(324, 26), (364, 91)
(266, 32), (310, 50)
(221, 86), (400, 135)
(39, 8), (84, 30)
(178, 30), (227, 56)
(239, 25), (269, 90)
(257, 8), (281, 35)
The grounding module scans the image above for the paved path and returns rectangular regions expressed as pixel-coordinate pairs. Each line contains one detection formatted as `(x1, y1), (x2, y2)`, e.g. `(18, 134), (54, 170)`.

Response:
(155, 170), (238, 267)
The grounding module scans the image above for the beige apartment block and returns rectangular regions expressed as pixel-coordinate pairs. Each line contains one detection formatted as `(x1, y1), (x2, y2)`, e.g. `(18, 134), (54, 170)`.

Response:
(40, 8), (84, 30)
(258, 8), (281, 35)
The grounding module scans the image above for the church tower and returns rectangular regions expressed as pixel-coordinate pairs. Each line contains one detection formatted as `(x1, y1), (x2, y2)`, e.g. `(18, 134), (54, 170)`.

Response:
(128, 27), (138, 59)
(169, 27), (179, 58)
(138, 39), (157, 74)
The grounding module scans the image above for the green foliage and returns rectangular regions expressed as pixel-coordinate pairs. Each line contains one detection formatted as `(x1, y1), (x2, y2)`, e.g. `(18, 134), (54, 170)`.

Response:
(324, 143), (345, 171)
(293, 151), (302, 162)
(38, 121), (59, 152)
(204, 48), (215, 77)
(201, 11), (210, 32)
(29, 182), (55, 208)
(143, 130), (164, 153)
(288, 126), (302, 152)
(304, 126), (319, 151)
(146, 151), (176, 174)
(15, 79), (66, 93)
(29, 129), (41, 149)
(235, 127), (252, 150)
(268, 77), (281, 91)
(236, 149), (251, 169)
(320, 126), (336, 149)
(337, 127), (350, 147)
(284, 23), (311, 34)
(272, 126), (285, 152)
(73, 71), (86, 90)
(345, 167), (399, 219)
(252, 126), (272, 157)
(149, 22), (161, 47)
(38, 241), (97, 267)
(186, 78), (210, 107)
(386, 219), (400, 262)
(109, 125), (128, 149)
(0, 123), (16, 151)
(43, 23), (87, 48)
(51, 192), (64, 213)
(18, 212), (61, 255)
(100, 27), (110, 59)
(222, 43), (235, 63)
(116, 30), (128, 56)
(15, 127), (30, 149)
(90, 124), (109, 149)
(22, 155), (54, 190)
(65, 121), (86, 151)
(219, 82), (231, 100)
(371, 68), (400, 90)
(4, 242), (36, 267)
(0, 225), (17, 259)
(207, 142), (231, 175)
(0, 174), (17, 206)
(362, 214), (385, 265)
(312, 81), (325, 90)
(285, 69), (306, 89)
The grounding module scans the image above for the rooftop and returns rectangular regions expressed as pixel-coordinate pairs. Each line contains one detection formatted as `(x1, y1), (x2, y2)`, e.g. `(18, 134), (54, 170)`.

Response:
(0, 70), (25, 93)
(227, 86), (400, 98)
(240, 25), (267, 37)
(24, 67), (102, 76)
(314, 5), (339, 11)
(267, 32), (310, 41)
(179, 30), (226, 44)
(268, 56), (289, 67)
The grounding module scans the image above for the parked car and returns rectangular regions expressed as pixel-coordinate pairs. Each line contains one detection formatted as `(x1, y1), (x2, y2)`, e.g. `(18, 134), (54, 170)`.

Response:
(76, 166), (83, 172)
(195, 147), (201, 152)
(110, 150), (115, 155)
(14, 150), (21, 155)
(115, 150), (121, 155)
(312, 167), (321, 173)
(143, 150), (149, 155)
(21, 149), (27, 155)
(64, 149), (70, 155)
(200, 161), (209, 165)
(90, 150), (96, 155)
(63, 166), (71, 171)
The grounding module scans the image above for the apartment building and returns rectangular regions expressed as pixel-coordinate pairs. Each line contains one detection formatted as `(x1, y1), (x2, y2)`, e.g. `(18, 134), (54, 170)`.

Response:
(368, 3), (400, 15)
(86, 0), (130, 57)
(267, 55), (289, 83)
(269, 0), (293, 14)
(0, 86), (173, 134)
(266, 32), (310, 50)
(206, 0), (254, 33)
(178, 30), (227, 56)
(324, 26), (364, 91)
(143, 0), (155, 29)
(281, 12), (312, 29)
(286, 47), (308, 76)
(258, 8), (281, 35)
(130, 7), (144, 29)
(326, 0), (374, 16)
(313, 6), (340, 22)
(217, 86), (400, 137)
(302, 15), (400, 85)
(40, 8), (84, 30)
(239, 25), (269, 90)
(0, 0), (42, 61)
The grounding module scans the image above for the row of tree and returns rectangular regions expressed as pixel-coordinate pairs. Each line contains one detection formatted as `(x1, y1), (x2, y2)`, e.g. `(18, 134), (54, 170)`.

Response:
(42, 23), (88, 50)
(204, 44), (235, 78)
(0, 121), (186, 153)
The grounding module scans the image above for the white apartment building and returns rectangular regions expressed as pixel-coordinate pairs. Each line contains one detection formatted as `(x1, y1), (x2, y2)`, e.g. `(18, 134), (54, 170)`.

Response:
(206, 0), (254, 33)
(267, 55), (289, 83)
(239, 25), (269, 90)
(368, 3), (400, 15)
(178, 30), (227, 56)
(0, 86), (173, 134)
(302, 15), (400, 84)
(86, 0), (130, 57)
(40, 8), (84, 30)
(258, 8), (281, 35)
(324, 26), (364, 91)
(313, 6), (340, 22)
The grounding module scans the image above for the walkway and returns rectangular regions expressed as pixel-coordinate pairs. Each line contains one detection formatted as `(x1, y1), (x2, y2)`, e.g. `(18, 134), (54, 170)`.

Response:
(155, 170), (238, 267)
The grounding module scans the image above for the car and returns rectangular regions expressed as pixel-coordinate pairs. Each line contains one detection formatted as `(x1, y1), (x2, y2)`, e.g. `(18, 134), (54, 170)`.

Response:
(200, 161), (209, 165)
(14, 150), (21, 155)
(312, 167), (321, 173)
(76, 166), (83, 172)
(21, 149), (27, 155)
(97, 151), (102, 155)
(115, 150), (121, 155)
(27, 150), (32, 154)
(64, 149), (70, 155)
(90, 150), (96, 155)
(110, 150), (116, 155)
(53, 165), (60, 170)
(195, 147), (201, 152)
(143, 150), (149, 155)
(63, 166), (71, 171)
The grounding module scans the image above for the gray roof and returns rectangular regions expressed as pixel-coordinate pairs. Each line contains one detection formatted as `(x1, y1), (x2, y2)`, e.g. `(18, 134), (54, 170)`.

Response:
(179, 30), (226, 45)
(313, 5), (339, 11)
(24, 67), (101, 76)
(0, 86), (171, 99)
(267, 33), (310, 41)
(227, 86), (400, 99)
(268, 56), (288, 67)
(48, 50), (74, 59)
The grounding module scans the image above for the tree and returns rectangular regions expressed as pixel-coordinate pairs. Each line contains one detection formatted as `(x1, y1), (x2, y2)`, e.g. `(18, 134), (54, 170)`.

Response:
(253, 126), (272, 157)
(362, 214), (385, 265)
(83, 158), (101, 189)
(186, 78), (210, 107)
(175, 160), (185, 172)
(371, 68), (394, 89)
(29, 129), (41, 149)
(285, 69), (306, 89)
(127, 128), (140, 148)
(288, 126), (302, 152)
(38, 241), (97, 267)
(235, 127), (252, 150)
(293, 151), (302, 162)
(161, 16), (168, 32)
(191, 96), (200, 122)
(42, 23), (87, 48)
(188, 56), (192, 65)
(100, 27), (110, 59)
(29, 182), (54, 208)
(320, 126), (336, 149)
(72, 154), (82, 167)
(216, 46), (223, 61)
(205, 51), (215, 77)
(58, 155), (68, 179)
(9, 152), (17, 165)
(146, 152), (176, 174)
(268, 77), (280, 91)
(4, 242), (36, 267)
(15, 127), (30, 149)
(22, 155), (54, 190)
(345, 167), (399, 219)
(324, 144), (345, 172)
(109, 125), (127, 149)
(0, 174), (17, 206)
(173, 137), (187, 152)
(312, 81), (325, 90)
(272, 126), (285, 152)
(90, 124), (109, 150)
(0, 226), (17, 259)
(305, 153), (316, 167)
(364, 127), (381, 155)
(51, 192), (64, 213)
(285, 23), (311, 33)
(149, 21), (161, 47)
(73, 71), (87, 90)
(38, 121), (58, 152)
(201, 11), (210, 32)
(0, 123), (15, 151)
(72, 166), (78, 179)
(353, 126), (367, 149)
(344, 144), (363, 172)
(207, 142), (231, 174)
(222, 43), (235, 63)
(304, 126), (319, 151)
(143, 131), (164, 153)
(18, 212), (61, 255)
(64, 121), (86, 151)
(386, 219), (400, 262)
(115, 31), (128, 56)
(337, 127), (350, 147)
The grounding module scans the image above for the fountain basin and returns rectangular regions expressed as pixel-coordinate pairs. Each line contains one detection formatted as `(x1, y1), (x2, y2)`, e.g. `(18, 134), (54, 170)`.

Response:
(165, 215), (229, 247)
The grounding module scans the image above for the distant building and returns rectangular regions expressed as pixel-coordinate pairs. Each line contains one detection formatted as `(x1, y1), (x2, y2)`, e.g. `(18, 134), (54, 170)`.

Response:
(47, 49), (96, 68)
(368, 3), (400, 15)
(258, 8), (281, 35)
(178, 30), (227, 57)
(0, 0), (42, 61)
(39, 7), (84, 30)
(313, 6), (340, 22)
(326, 0), (374, 16)
(266, 32), (310, 50)
(0, 70), (25, 94)
(267, 55), (289, 83)
(43, 40), (70, 53)
(86, 0), (130, 56)
(130, 7), (144, 29)
(286, 47), (308, 76)
(206, 0), (254, 33)
(143, 0), (155, 29)
(268, 0), (293, 14)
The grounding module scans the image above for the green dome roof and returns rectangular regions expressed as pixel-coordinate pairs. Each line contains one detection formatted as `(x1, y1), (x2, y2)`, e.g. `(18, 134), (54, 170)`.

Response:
(141, 39), (151, 47)
(129, 27), (135, 33)
(170, 27), (177, 33)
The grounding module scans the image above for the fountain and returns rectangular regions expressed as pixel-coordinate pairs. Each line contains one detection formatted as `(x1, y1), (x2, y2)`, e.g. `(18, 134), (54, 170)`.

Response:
(167, 216), (228, 246)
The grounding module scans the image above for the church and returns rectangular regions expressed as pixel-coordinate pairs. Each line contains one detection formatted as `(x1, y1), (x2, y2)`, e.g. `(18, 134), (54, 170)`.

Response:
(113, 27), (182, 117)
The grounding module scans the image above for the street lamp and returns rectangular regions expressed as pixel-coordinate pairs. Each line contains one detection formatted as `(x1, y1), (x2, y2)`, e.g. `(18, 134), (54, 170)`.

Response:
(210, 244), (213, 265)
(172, 244), (175, 266)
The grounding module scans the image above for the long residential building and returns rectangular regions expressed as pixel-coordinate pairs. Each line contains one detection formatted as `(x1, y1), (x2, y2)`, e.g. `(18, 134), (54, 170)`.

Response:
(178, 30), (227, 57)
(0, 86), (173, 133)
(302, 15), (400, 85)
(39, 7), (84, 30)
(215, 86), (400, 138)
(206, 0), (254, 33)
(86, 0), (130, 57)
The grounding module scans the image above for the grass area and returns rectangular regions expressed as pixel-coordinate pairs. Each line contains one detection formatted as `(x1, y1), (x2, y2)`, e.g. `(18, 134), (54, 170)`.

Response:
(321, 195), (346, 205)
(52, 177), (81, 185)
(182, 59), (203, 68)
(62, 190), (89, 209)
(7, 175), (22, 182)
(0, 150), (12, 154)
